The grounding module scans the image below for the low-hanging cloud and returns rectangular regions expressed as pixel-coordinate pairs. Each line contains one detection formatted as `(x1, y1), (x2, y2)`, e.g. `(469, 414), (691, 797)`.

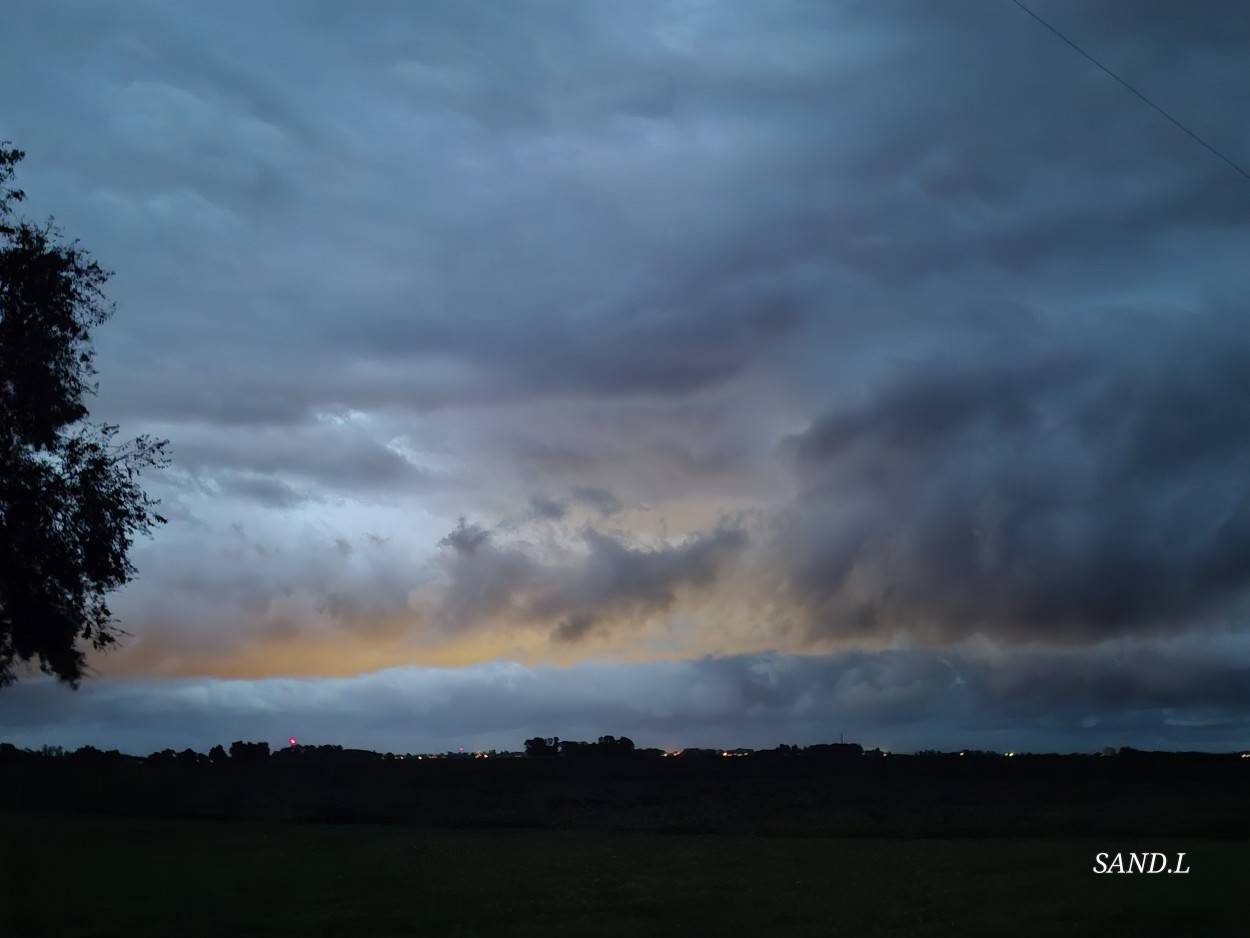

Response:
(773, 308), (1250, 645)
(7, 639), (1250, 755)
(432, 517), (749, 643)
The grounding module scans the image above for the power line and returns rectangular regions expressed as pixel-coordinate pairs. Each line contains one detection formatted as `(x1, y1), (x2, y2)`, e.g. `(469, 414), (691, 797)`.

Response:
(1010, 0), (1250, 183)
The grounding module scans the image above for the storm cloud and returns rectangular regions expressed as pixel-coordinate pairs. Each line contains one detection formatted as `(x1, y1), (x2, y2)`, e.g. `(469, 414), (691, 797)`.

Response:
(774, 307), (1250, 644)
(2, 0), (1249, 750)
(432, 517), (748, 644)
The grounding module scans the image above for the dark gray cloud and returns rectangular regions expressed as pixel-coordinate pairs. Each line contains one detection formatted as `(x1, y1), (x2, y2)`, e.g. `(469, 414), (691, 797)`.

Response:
(1, 0), (831, 431)
(572, 486), (625, 518)
(109, 520), (431, 655)
(168, 418), (441, 502)
(212, 472), (305, 509)
(775, 307), (1250, 643)
(438, 518), (493, 558)
(528, 494), (568, 521)
(521, 488), (622, 523)
(433, 518), (748, 643)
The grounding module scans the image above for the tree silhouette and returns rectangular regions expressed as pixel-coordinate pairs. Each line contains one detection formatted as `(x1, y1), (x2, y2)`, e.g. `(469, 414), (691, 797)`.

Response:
(524, 737), (558, 757)
(229, 740), (270, 762)
(0, 144), (168, 686)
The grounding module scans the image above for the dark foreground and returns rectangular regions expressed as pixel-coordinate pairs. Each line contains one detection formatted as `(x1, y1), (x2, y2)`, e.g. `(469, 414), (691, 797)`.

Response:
(1, 812), (1244, 937)
(2, 755), (1246, 934)
(4, 751), (1249, 836)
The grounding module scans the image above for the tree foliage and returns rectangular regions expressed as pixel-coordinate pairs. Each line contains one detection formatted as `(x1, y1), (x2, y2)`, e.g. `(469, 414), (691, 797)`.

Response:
(524, 735), (637, 758)
(229, 740), (270, 762)
(0, 144), (168, 686)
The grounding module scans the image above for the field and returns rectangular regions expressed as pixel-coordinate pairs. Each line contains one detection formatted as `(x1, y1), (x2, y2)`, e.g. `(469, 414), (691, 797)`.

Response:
(2, 755), (1246, 935)
(2, 812), (1244, 937)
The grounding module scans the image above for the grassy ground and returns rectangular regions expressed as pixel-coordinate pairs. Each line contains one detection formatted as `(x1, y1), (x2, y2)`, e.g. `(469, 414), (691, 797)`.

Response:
(1, 812), (1243, 937)
(8, 756), (1248, 838)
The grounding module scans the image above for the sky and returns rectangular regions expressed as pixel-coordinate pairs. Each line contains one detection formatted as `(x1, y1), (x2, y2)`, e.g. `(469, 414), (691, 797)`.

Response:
(3, 0), (1250, 755)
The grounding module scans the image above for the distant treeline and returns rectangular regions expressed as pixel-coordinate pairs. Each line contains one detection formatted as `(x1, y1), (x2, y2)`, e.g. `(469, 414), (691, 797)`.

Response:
(0, 741), (274, 766)
(2, 740), (1244, 767)
(0, 738), (875, 764)
(522, 738), (878, 759)
(0, 741), (512, 766)
(523, 735), (641, 757)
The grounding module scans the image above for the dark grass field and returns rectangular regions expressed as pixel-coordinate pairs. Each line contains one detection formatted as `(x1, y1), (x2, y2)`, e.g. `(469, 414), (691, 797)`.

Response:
(2, 811), (1244, 937)
(3, 755), (1247, 935)
(6, 753), (1250, 837)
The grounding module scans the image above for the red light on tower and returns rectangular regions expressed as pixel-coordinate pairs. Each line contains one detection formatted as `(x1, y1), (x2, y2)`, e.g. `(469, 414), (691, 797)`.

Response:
(289, 737), (297, 747)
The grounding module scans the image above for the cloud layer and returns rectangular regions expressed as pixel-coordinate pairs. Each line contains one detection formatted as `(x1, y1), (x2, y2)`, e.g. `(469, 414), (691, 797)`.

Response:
(775, 308), (1250, 644)
(7, 638), (1250, 756)
(3, 1), (1250, 748)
